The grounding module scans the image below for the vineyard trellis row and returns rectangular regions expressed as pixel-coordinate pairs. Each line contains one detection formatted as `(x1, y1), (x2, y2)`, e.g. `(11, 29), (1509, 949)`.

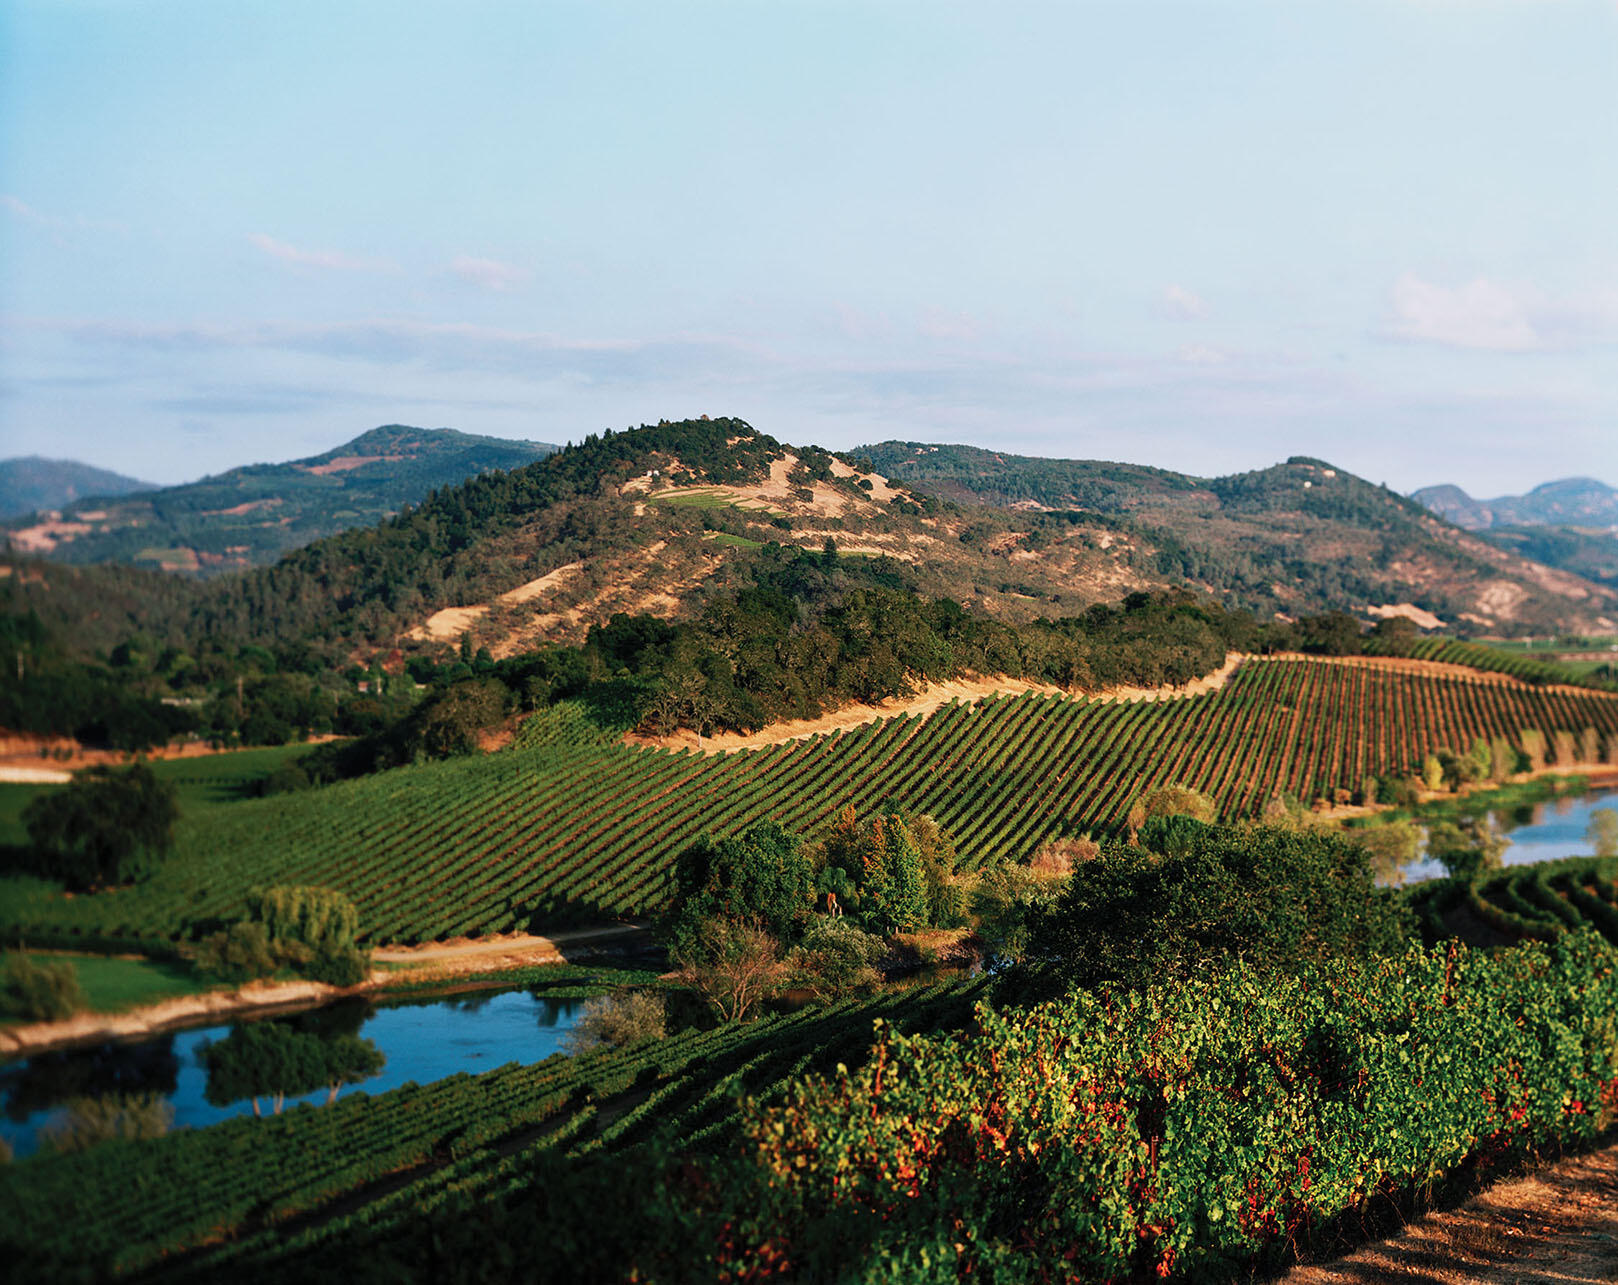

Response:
(5, 658), (1617, 945)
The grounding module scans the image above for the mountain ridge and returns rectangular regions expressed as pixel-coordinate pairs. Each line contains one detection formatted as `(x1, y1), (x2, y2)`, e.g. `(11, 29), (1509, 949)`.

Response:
(0, 457), (156, 520)
(1411, 476), (1618, 531)
(2, 425), (558, 575)
(858, 440), (1618, 636)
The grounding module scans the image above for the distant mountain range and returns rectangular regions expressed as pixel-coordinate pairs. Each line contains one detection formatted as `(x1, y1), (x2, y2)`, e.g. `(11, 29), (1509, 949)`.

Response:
(859, 441), (1618, 635)
(1, 425), (557, 575)
(1410, 477), (1618, 593)
(0, 457), (156, 520)
(1411, 477), (1618, 531)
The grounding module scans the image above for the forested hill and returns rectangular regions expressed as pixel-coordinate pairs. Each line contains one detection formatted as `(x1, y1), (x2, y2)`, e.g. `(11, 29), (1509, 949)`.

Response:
(859, 441), (1618, 636)
(7, 418), (1617, 686)
(0, 425), (557, 576)
(0, 457), (154, 520)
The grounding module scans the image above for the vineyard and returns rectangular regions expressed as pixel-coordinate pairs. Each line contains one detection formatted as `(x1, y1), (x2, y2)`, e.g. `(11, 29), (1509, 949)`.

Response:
(4, 656), (1618, 946)
(0, 978), (988, 1280)
(718, 935), (1618, 1281)
(1366, 635), (1616, 690)
(1411, 855), (1618, 946)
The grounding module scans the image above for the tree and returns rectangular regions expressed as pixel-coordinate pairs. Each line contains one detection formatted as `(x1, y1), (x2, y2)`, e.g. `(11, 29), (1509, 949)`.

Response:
(194, 886), (369, 986)
(665, 822), (814, 962)
(22, 762), (179, 891)
(1026, 822), (1411, 993)
(674, 921), (785, 1023)
(40, 1093), (172, 1154)
(1354, 819), (1422, 885)
(813, 809), (939, 933)
(1425, 816), (1507, 881)
(404, 679), (508, 759)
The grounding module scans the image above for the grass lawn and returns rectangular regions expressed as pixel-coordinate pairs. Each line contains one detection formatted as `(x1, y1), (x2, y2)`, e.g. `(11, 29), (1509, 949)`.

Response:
(11, 953), (217, 1018)
(649, 488), (734, 509)
(703, 531), (765, 549)
(0, 784), (37, 847)
(0, 742), (324, 835)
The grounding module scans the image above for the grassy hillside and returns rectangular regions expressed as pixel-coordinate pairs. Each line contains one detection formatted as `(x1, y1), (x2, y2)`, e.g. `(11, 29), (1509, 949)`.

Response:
(1477, 524), (1618, 592)
(2, 426), (556, 576)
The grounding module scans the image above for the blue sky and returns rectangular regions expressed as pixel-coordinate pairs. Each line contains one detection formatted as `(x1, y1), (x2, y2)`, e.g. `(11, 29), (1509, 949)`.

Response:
(2, 0), (1614, 494)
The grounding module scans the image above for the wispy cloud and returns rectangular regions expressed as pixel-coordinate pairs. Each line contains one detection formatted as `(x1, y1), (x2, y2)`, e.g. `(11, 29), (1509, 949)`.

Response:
(248, 233), (397, 273)
(24, 315), (767, 386)
(450, 254), (530, 292)
(1, 195), (126, 240)
(0, 195), (45, 224)
(1158, 284), (1209, 321)
(1385, 274), (1540, 351)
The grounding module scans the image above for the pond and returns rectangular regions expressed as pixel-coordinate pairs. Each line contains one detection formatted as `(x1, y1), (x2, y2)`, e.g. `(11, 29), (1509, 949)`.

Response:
(1397, 785), (1617, 884)
(0, 985), (584, 1160)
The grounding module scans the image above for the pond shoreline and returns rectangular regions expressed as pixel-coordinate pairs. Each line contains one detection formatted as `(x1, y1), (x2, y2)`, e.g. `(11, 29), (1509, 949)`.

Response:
(0, 923), (652, 1060)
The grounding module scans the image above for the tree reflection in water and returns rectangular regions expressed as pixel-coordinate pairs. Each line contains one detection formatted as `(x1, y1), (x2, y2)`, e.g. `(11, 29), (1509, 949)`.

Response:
(198, 1004), (384, 1116)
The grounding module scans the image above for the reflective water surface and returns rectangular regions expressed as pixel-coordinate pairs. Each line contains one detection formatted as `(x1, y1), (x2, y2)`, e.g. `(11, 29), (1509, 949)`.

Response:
(1397, 785), (1617, 884)
(1, 985), (583, 1159)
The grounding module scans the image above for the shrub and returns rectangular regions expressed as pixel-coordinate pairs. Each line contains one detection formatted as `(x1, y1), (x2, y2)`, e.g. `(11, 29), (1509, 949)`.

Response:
(788, 918), (884, 996)
(1125, 784), (1215, 832)
(971, 865), (1065, 964)
(1028, 834), (1099, 876)
(1, 953), (86, 1021)
(564, 990), (667, 1054)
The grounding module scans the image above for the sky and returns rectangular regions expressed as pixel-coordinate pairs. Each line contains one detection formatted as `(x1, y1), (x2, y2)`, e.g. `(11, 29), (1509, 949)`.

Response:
(2, 0), (1615, 495)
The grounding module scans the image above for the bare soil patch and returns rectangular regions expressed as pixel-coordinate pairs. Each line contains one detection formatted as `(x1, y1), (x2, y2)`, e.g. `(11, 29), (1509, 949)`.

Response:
(1269, 650), (1607, 696)
(405, 560), (586, 643)
(1283, 1141), (1618, 1284)
(299, 452), (411, 476)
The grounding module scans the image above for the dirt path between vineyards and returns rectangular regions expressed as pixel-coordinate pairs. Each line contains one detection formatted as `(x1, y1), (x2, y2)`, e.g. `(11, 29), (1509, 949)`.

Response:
(1283, 1142), (1618, 1284)
(0, 923), (650, 1058)
(626, 652), (1247, 754)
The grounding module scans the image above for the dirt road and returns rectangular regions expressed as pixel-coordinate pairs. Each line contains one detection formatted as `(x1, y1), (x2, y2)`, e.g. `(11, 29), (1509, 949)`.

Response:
(1284, 1142), (1618, 1284)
